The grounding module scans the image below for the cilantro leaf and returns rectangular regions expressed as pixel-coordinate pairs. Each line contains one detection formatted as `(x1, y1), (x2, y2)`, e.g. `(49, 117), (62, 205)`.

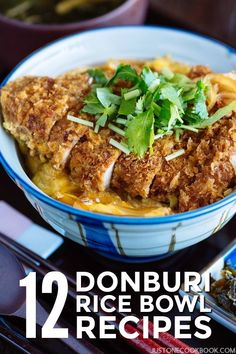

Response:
(141, 67), (158, 86)
(88, 68), (108, 85)
(96, 87), (121, 107)
(119, 97), (136, 115)
(171, 73), (192, 86)
(96, 113), (108, 127)
(84, 91), (99, 104)
(136, 96), (145, 114)
(192, 80), (208, 119)
(160, 84), (183, 112)
(107, 64), (140, 86)
(158, 100), (172, 128)
(182, 87), (197, 102)
(82, 103), (104, 115)
(81, 62), (219, 157)
(125, 108), (154, 157)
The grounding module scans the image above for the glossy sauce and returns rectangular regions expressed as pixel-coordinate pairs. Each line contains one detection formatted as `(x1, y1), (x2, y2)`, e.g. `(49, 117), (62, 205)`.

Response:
(26, 156), (171, 217)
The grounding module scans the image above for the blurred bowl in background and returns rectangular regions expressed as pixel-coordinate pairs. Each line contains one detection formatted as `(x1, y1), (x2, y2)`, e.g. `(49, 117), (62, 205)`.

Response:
(0, 0), (149, 71)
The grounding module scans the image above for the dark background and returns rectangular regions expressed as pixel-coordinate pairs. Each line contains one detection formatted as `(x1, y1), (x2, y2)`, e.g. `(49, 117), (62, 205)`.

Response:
(0, 1), (236, 352)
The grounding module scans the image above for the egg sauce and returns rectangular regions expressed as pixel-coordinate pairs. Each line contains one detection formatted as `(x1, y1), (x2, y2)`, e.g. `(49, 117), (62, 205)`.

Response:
(25, 154), (171, 217)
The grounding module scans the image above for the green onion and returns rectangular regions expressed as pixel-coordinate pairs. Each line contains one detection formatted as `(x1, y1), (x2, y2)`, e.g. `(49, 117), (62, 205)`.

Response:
(194, 100), (236, 128)
(154, 133), (164, 140)
(162, 67), (174, 80)
(149, 78), (160, 92)
(109, 138), (130, 154)
(175, 129), (182, 141)
(67, 114), (94, 128)
(94, 124), (100, 133)
(108, 123), (125, 136)
(116, 118), (127, 125)
(180, 125), (199, 133)
(96, 113), (107, 127)
(124, 89), (141, 101)
(165, 149), (185, 161)
(155, 131), (173, 140)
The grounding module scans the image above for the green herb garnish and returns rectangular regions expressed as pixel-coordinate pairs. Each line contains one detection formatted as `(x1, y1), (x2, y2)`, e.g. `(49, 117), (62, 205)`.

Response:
(78, 64), (236, 157)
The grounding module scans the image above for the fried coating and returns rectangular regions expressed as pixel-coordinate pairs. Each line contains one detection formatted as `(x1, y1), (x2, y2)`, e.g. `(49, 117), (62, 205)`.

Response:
(69, 129), (120, 192)
(48, 117), (88, 169)
(2, 77), (67, 155)
(111, 136), (175, 198)
(150, 117), (236, 211)
(1, 72), (90, 160)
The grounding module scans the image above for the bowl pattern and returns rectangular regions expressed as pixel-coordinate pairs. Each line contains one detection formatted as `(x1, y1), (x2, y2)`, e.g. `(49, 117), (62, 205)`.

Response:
(26, 193), (236, 261)
(2, 157), (236, 262)
(1, 27), (236, 262)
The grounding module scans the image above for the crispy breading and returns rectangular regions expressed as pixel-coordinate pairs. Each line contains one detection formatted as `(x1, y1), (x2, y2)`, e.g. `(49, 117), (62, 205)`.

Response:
(111, 137), (175, 198)
(48, 117), (88, 169)
(47, 72), (93, 169)
(69, 129), (120, 192)
(150, 116), (236, 211)
(1, 72), (90, 161)
(2, 77), (67, 155)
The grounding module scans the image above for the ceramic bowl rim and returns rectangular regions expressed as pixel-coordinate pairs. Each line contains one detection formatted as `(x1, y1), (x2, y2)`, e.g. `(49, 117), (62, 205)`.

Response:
(1, 25), (236, 225)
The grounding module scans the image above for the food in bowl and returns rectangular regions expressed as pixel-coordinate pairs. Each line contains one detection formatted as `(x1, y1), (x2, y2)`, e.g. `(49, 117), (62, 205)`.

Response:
(1, 56), (236, 216)
(210, 263), (236, 316)
(0, 0), (126, 24)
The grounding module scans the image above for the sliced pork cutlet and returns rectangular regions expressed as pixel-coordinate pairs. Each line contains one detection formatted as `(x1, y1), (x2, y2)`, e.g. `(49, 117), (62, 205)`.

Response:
(178, 116), (236, 211)
(48, 115), (89, 170)
(47, 71), (94, 169)
(57, 69), (90, 110)
(1, 72), (91, 159)
(1, 76), (67, 156)
(1, 77), (42, 144)
(111, 135), (175, 199)
(69, 129), (120, 192)
(150, 116), (236, 212)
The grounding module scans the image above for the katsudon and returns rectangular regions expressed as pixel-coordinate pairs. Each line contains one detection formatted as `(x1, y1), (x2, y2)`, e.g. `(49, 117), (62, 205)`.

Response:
(1, 57), (236, 216)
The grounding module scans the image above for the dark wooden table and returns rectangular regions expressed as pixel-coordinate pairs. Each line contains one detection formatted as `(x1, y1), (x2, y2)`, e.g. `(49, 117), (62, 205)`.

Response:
(0, 2), (235, 353)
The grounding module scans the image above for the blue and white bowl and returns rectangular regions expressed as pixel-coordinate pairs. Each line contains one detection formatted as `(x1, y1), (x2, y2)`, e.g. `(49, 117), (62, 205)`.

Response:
(1, 26), (236, 262)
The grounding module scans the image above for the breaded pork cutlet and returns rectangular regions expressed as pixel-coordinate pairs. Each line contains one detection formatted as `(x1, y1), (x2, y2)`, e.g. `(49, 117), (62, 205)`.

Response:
(47, 71), (95, 169)
(1, 72), (91, 162)
(47, 117), (88, 169)
(2, 77), (69, 156)
(1, 71), (121, 193)
(111, 140), (168, 199)
(150, 117), (236, 211)
(69, 129), (120, 192)
(112, 116), (236, 211)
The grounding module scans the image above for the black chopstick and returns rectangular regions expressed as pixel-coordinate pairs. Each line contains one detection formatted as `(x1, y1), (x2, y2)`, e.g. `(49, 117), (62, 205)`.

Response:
(0, 232), (105, 354)
(0, 231), (197, 354)
(0, 319), (43, 354)
(0, 231), (165, 353)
